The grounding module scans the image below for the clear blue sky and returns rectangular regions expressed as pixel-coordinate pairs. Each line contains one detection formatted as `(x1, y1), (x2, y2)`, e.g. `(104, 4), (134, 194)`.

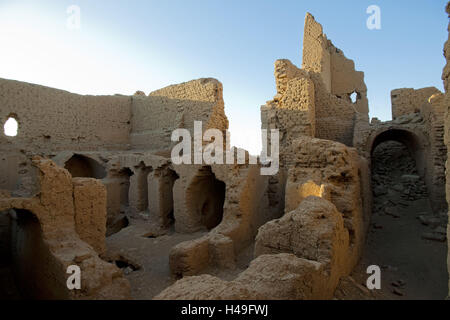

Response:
(0, 0), (448, 154)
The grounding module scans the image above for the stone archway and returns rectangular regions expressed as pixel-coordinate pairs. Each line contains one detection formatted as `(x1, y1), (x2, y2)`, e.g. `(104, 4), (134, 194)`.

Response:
(369, 128), (427, 177)
(360, 130), (448, 299)
(179, 166), (226, 232)
(356, 120), (446, 212)
(64, 154), (106, 179)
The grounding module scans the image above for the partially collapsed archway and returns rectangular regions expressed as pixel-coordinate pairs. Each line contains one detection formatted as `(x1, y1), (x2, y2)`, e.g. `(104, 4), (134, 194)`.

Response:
(363, 138), (448, 299)
(64, 154), (106, 179)
(186, 166), (225, 231)
(361, 124), (446, 213)
(370, 129), (426, 177)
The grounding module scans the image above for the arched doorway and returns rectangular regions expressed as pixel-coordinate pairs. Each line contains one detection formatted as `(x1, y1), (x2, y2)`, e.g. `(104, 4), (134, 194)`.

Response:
(185, 166), (226, 231)
(370, 129), (426, 177)
(64, 154), (106, 179)
(360, 130), (448, 299)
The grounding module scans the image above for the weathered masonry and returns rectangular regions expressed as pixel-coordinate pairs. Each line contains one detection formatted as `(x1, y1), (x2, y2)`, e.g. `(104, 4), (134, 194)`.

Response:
(0, 7), (449, 300)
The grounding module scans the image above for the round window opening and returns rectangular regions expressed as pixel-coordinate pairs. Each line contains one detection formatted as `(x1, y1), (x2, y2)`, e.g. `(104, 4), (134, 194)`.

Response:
(4, 117), (18, 137)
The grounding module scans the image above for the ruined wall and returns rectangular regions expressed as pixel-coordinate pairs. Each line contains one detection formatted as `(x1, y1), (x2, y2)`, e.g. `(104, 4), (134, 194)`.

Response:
(262, 13), (369, 153)
(0, 78), (132, 197)
(442, 1), (450, 299)
(0, 77), (229, 158)
(130, 78), (229, 152)
(330, 51), (369, 114)
(101, 152), (169, 230)
(73, 178), (107, 254)
(0, 158), (130, 299)
(354, 100), (447, 213)
(302, 13), (332, 92)
(312, 72), (362, 146)
(168, 161), (278, 277)
(0, 152), (34, 193)
(302, 13), (369, 142)
(261, 60), (316, 163)
(302, 13), (368, 110)
(157, 197), (357, 300)
(157, 253), (328, 300)
(305, 12), (369, 144)
(255, 196), (350, 296)
(392, 87), (442, 119)
(0, 78), (132, 153)
(160, 137), (371, 299)
(422, 93), (447, 211)
(282, 136), (371, 272)
(0, 76), (230, 232)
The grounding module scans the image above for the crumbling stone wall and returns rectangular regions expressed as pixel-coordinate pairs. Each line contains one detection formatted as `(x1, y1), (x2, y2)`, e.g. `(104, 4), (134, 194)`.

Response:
(354, 101), (447, 213)
(168, 161), (280, 277)
(0, 78), (132, 154)
(302, 14), (368, 113)
(302, 13), (332, 92)
(283, 136), (371, 271)
(312, 72), (363, 146)
(0, 77), (227, 194)
(0, 158), (130, 299)
(160, 136), (371, 299)
(156, 253), (328, 300)
(0, 152), (34, 193)
(261, 13), (370, 156)
(303, 13), (369, 144)
(0, 76), (230, 241)
(101, 152), (169, 231)
(261, 60), (315, 163)
(157, 197), (355, 300)
(422, 93), (447, 211)
(131, 78), (229, 152)
(254, 197), (350, 296)
(391, 87), (441, 119)
(73, 178), (107, 254)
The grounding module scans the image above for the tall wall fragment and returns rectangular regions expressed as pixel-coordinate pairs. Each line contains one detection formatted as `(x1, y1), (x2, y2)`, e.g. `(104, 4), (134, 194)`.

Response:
(261, 13), (370, 159)
(303, 13), (369, 143)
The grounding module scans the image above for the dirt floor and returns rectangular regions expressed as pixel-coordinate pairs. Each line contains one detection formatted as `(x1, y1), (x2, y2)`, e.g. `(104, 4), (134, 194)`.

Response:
(335, 141), (448, 300)
(104, 213), (207, 300)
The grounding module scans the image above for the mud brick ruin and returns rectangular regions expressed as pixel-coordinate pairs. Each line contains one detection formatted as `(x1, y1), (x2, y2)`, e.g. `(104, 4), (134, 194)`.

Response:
(0, 6), (449, 300)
